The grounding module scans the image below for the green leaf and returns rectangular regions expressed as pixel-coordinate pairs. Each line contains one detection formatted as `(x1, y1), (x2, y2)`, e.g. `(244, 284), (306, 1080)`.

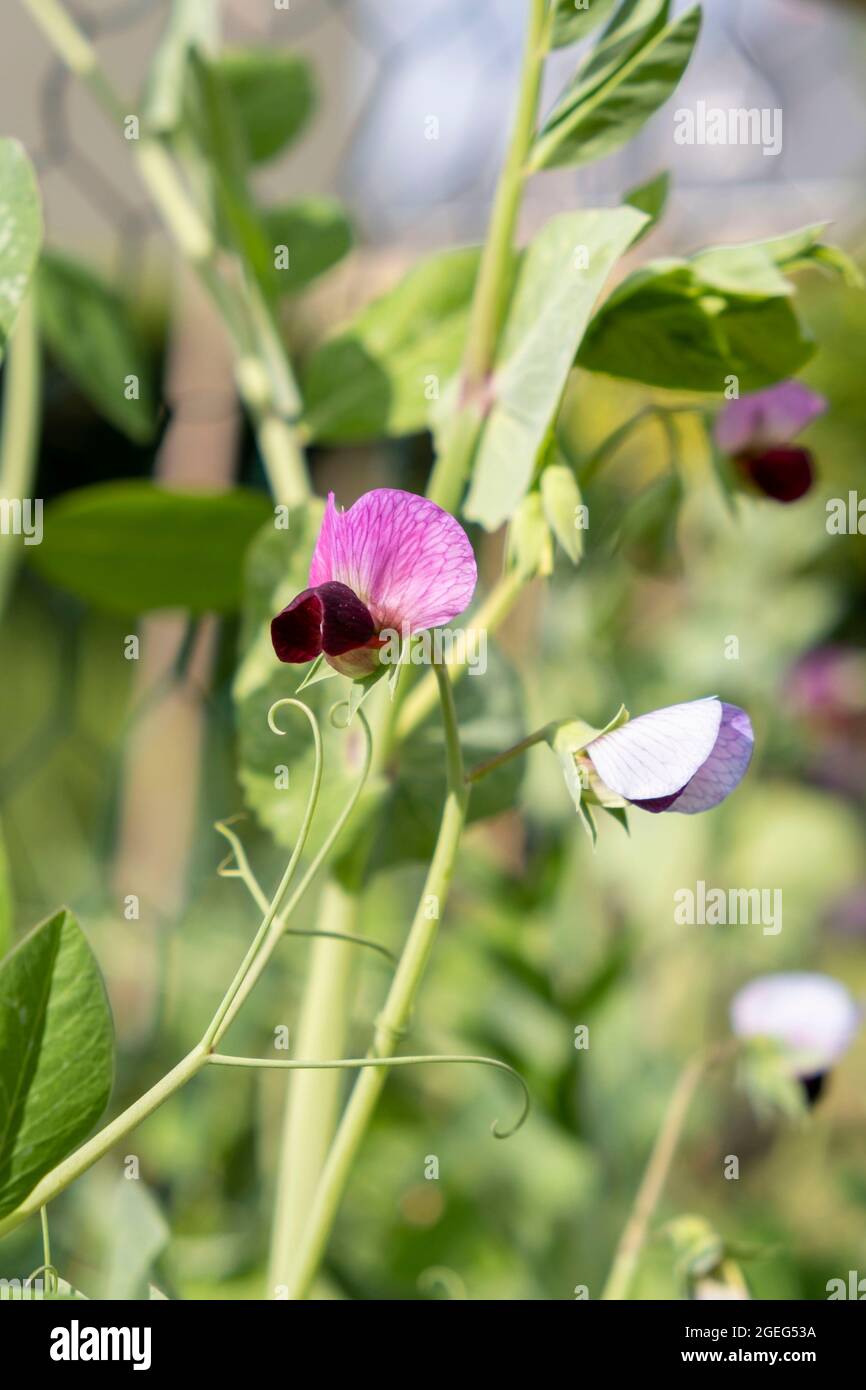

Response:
(0, 138), (42, 363)
(28, 482), (273, 615)
(105, 1180), (169, 1300)
(263, 198), (353, 298)
(541, 461), (585, 564)
(216, 49), (316, 164)
(578, 241), (817, 391)
(301, 247), (482, 443)
(624, 168), (669, 241)
(37, 252), (158, 442)
(550, 0), (618, 49)
(464, 207), (647, 530)
(530, 4), (700, 171)
(0, 908), (114, 1220)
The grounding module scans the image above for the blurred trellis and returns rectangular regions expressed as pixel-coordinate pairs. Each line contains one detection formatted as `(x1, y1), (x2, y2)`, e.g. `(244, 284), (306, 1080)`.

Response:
(3, 0), (865, 288)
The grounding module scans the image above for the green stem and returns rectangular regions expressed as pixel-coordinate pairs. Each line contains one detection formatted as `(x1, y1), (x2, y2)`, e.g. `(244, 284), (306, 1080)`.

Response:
(0, 1046), (209, 1242)
(0, 291), (41, 619)
(579, 404), (708, 488)
(20, 0), (309, 507)
(462, 0), (548, 383)
(284, 667), (469, 1299)
(466, 721), (555, 783)
(393, 569), (526, 744)
(601, 1052), (709, 1300)
(426, 0), (548, 514)
(266, 878), (359, 1297)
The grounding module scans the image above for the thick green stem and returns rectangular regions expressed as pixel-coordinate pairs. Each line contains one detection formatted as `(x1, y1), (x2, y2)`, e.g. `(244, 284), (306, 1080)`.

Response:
(21, 0), (309, 507)
(0, 292), (41, 619)
(267, 878), (358, 1297)
(284, 668), (469, 1299)
(0, 1046), (208, 1241)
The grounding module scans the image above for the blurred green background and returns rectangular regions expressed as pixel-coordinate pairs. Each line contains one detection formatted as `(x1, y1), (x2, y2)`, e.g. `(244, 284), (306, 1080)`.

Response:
(1, 0), (865, 1301)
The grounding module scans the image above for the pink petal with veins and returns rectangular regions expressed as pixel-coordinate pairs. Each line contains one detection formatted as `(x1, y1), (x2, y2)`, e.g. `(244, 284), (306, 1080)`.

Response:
(309, 489), (477, 633)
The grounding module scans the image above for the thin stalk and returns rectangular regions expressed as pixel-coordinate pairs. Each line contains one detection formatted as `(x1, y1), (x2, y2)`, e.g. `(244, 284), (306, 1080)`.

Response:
(20, 0), (309, 506)
(0, 292), (41, 618)
(426, 0), (549, 513)
(601, 1051), (711, 1300)
(284, 667), (469, 1299)
(267, 878), (358, 1297)
(393, 568), (526, 744)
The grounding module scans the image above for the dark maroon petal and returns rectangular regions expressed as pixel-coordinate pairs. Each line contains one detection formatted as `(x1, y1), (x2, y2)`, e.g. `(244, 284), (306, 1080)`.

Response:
(271, 581), (376, 664)
(738, 446), (814, 503)
(630, 790), (684, 813)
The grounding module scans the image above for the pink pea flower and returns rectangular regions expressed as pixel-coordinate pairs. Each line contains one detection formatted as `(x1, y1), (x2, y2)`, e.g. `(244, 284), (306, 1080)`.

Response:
(271, 488), (477, 678)
(581, 697), (754, 814)
(714, 381), (826, 503)
(731, 972), (862, 1102)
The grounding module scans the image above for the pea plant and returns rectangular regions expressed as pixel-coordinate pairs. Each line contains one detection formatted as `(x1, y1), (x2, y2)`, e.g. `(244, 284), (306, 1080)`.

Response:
(0, 0), (858, 1301)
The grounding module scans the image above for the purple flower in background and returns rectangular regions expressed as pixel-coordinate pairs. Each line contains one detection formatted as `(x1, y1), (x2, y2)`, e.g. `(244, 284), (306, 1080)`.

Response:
(731, 973), (862, 1102)
(583, 697), (754, 814)
(714, 381), (826, 503)
(271, 489), (477, 678)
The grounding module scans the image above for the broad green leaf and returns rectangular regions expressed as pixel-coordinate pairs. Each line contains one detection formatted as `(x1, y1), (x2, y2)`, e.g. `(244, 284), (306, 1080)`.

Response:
(28, 482), (272, 615)
(37, 252), (157, 442)
(575, 0), (671, 92)
(263, 199), (353, 298)
(105, 1180), (169, 1300)
(578, 239), (817, 391)
(301, 247), (481, 443)
(550, 0), (618, 48)
(0, 824), (12, 959)
(142, 0), (217, 133)
(0, 908), (114, 1220)
(624, 169), (669, 241)
(530, 4), (700, 171)
(0, 138), (42, 362)
(464, 207), (647, 530)
(216, 49), (316, 164)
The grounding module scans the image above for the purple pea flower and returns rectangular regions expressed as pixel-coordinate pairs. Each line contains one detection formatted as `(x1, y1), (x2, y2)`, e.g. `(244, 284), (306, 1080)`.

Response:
(731, 973), (862, 1103)
(714, 381), (826, 503)
(581, 697), (754, 814)
(271, 488), (477, 678)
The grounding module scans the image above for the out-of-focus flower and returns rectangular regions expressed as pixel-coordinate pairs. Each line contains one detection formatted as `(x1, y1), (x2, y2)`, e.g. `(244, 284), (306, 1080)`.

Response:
(270, 489), (477, 678)
(731, 972), (862, 1102)
(714, 381), (826, 502)
(783, 646), (866, 798)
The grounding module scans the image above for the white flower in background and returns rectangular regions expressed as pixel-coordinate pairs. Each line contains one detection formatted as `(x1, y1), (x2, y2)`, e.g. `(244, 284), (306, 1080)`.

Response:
(730, 973), (862, 1099)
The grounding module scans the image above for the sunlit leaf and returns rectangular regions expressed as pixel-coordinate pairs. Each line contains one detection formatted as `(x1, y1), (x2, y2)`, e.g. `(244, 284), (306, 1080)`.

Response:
(0, 908), (114, 1220)
(464, 207), (646, 530)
